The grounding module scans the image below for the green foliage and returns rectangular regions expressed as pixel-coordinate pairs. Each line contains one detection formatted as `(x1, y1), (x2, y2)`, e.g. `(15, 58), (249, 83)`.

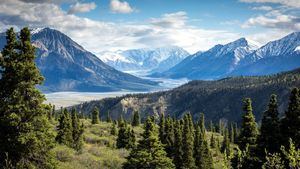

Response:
(174, 120), (184, 169)
(280, 88), (300, 148)
(131, 110), (140, 127)
(281, 139), (300, 168)
(56, 109), (73, 147)
(164, 116), (175, 158)
(116, 120), (135, 149)
(182, 113), (196, 169)
(123, 117), (175, 169)
(159, 113), (166, 144)
(262, 153), (285, 169)
(0, 27), (56, 168)
(238, 98), (258, 150)
(91, 107), (100, 124)
(257, 94), (281, 164)
(111, 121), (118, 136)
(221, 128), (231, 155)
(194, 126), (214, 169)
(71, 109), (84, 151)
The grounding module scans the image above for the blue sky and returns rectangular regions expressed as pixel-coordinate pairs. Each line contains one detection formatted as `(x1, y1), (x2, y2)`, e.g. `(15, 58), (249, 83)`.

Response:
(0, 0), (299, 54)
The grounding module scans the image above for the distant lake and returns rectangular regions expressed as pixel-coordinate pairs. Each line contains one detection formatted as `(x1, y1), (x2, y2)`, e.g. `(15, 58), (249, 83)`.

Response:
(45, 77), (189, 108)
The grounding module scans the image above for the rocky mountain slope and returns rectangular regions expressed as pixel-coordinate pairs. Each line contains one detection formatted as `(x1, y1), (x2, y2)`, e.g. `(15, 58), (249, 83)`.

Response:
(155, 32), (300, 80)
(0, 28), (158, 92)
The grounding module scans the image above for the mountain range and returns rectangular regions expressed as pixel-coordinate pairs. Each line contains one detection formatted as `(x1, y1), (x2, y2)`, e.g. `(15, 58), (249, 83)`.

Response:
(0, 28), (158, 92)
(99, 46), (189, 74)
(151, 32), (300, 80)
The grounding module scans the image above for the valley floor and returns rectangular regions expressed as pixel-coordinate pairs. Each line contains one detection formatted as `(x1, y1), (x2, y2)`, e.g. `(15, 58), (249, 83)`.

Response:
(45, 76), (189, 108)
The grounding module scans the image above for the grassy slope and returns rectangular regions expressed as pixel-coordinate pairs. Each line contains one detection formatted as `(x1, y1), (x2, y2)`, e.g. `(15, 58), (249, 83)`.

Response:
(51, 119), (226, 169)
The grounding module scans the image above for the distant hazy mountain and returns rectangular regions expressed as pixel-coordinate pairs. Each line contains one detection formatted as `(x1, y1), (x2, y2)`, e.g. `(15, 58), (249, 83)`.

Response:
(155, 32), (300, 80)
(0, 28), (157, 92)
(99, 46), (189, 74)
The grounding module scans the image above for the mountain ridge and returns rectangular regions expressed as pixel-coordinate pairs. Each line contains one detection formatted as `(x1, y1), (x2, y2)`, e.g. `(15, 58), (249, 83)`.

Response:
(0, 27), (158, 92)
(153, 32), (300, 80)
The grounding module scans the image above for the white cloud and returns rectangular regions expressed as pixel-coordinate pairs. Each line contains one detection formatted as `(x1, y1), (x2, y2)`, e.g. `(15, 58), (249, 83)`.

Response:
(252, 5), (273, 11)
(242, 9), (300, 30)
(110, 0), (134, 14)
(68, 2), (96, 14)
(240, 0), (300, 8)
(150, 11), (187, 28)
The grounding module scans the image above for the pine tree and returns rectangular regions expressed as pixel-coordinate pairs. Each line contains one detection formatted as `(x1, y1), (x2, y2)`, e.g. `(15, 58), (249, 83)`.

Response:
(230, 122), (235, 143)
(199, 113), (206, 135)
(91, 106), (100, 124)
(238, 98), (258, 150)
(0, 27), (56, 168)
(56, 109), (73, 147)
(164, 116), (175, 158)
(128, 128), (136, 149)
(182, 114), (196, 169)
(131, 110), (140, 127)
(106, 111), (112, 123)
(71, 108), (84, 151)
(234, 122), (239, 144)
(111, 121), (118, 136)
(117, 120), (129, 149)
(174, 120), (184, 169)
(210, 134), (216, 148)
(280, 88), (300, 148)
(194, 126), (214, 169)
(257, 94), (280, 160)
(159, 113), (166, 144)
(123, 117), (175, 169)
(221, 128), (231, 155)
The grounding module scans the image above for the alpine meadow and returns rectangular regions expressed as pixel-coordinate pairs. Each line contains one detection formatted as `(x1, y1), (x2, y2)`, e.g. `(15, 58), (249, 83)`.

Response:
(0, 0), (300, 169)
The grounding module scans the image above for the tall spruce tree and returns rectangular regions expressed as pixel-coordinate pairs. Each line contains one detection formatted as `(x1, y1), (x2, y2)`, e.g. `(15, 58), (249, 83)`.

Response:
(194, 125), (214, 169)
(131, 110), (140, 127)
(221, 128), (231, 155)
(111, 121), (118, 136)
(0, 28), (56, 168)
(182, 114), (196, 169)
(174, 120), (184, 169)
(159, 113), (166, 144)
(238, 98), (258, 150)
(199, 113), (206, 135)
(123, 117), (175, 169)
(164, 116), (175, 158)
(56, 109), (73, 147)
(71, 108), (84, 151)
(91, 106), (100, 124)
(117, 120), (130, 149)
(280, 88), (300, 148)
(257, 94), (280, 159)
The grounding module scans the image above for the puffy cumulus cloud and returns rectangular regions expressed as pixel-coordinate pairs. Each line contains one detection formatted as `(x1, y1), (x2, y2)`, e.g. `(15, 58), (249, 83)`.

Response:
(242, 9), (300, 31)
(0, 0), (241, 54)
(68, 2), (96, 14)
(110, 0), (134, 14)
(240, 0), (300, 8)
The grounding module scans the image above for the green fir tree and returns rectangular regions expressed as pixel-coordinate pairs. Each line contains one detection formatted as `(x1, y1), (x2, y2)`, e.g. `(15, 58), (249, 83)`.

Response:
(0, 27), (56, 168)
(123, 117), (175, 169)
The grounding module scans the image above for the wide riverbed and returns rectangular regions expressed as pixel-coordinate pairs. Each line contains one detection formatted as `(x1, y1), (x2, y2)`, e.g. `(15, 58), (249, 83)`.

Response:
(45, 77), (189, 108)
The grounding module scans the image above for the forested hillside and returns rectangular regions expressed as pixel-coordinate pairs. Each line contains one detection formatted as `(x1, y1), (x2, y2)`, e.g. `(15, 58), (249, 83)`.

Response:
(72, 68), (300, 123)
